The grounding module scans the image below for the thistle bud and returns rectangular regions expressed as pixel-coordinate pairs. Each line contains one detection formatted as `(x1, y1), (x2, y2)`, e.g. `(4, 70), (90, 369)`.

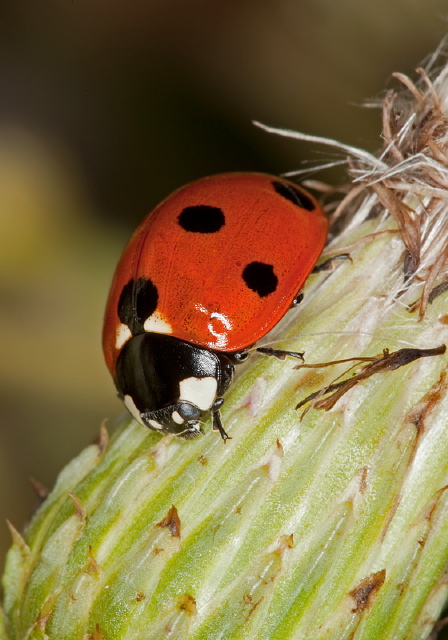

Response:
(3, 56), (448, 640)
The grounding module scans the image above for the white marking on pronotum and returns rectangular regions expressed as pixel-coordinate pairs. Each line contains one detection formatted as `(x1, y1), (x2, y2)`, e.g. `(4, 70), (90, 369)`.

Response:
(179, 376), (218, 411)
(143, 312), (172, 334)
(116, 324), (132, 349)
(124, 395), (144, 425)
(172, 411), (184, 425)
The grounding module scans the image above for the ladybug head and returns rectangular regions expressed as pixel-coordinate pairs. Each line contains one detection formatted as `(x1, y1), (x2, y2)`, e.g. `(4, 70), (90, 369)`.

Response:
(115, 332), (234, 438)
(140, 401), (204, 438)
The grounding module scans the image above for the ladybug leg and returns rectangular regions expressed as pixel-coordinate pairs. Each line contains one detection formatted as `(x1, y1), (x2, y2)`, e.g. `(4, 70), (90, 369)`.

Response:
(291, 291), (304, 308)
(256, 347), (304, 362)
(211, 398), (231, 442)
(290, 254), (350, 309)
(312, 253), (351, 273)
(227, 350), (250, 364)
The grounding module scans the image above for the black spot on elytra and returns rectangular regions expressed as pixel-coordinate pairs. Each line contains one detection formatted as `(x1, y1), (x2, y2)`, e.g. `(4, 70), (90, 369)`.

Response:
(272, 180), (315, 211)
(242, 262), (278, 297)
(118, 277), (158, 334)
(178, 205), (225, 233)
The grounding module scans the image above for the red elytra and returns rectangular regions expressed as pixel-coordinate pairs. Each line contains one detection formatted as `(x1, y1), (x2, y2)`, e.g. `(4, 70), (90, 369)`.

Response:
(103, 172), (329, 376)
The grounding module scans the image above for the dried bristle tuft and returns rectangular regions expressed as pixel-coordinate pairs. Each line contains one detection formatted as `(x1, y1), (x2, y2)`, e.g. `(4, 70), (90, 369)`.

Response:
(255, 44), (448, 320)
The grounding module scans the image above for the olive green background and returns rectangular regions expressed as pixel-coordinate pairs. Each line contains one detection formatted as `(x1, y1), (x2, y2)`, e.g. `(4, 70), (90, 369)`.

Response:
(0, 0), (447, 626)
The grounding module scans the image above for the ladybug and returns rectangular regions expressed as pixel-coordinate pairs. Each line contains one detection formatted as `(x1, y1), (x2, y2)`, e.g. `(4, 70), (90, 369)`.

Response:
(103, 173), (328, 440)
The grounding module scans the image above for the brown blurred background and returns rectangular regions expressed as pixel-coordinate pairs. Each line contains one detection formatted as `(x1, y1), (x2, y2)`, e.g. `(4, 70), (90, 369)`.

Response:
(0, 0), (447, 588)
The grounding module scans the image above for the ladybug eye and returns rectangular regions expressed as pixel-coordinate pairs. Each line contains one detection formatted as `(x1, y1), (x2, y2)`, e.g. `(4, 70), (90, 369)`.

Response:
(177, 402), (202, 420)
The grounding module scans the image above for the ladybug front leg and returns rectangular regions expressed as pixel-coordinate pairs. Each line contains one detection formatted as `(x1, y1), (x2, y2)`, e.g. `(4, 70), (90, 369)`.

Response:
(211, 398), (231, 442)
(257, 347), (304, 362)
